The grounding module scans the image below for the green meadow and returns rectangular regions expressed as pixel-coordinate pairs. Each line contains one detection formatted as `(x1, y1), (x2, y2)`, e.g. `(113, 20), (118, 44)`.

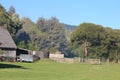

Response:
(0, 59), (120, 80)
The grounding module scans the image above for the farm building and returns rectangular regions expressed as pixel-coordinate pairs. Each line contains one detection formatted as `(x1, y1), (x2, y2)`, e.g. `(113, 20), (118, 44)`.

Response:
(17, 48), (34, 62)
(0, 27), (17, 61)
(17, 49), (49, 62)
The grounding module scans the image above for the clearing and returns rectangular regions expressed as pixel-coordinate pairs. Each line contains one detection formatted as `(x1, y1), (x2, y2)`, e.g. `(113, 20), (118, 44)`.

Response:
(0, 59), (120, 80)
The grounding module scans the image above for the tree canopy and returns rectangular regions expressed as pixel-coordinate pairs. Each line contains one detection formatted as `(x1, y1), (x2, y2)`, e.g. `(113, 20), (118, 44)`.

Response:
(70, 23), (120, 62)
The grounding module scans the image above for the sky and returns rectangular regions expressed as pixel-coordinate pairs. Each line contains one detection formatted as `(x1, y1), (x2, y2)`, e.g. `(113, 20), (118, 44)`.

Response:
(0, 0), (120, 29)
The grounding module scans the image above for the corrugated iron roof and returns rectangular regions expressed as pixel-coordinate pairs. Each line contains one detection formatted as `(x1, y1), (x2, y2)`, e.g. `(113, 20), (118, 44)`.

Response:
(0, 27), (17, 49)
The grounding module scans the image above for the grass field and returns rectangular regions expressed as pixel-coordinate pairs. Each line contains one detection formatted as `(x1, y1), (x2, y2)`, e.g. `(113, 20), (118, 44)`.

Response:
(0, 59), (120, 80)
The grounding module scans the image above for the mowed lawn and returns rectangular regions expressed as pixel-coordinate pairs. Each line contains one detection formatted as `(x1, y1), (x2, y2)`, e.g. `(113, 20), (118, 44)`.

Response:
(0, 59), (120, 80)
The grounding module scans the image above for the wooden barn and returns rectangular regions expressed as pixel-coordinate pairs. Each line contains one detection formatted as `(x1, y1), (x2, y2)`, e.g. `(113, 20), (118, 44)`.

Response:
(0, 27), (17, 61)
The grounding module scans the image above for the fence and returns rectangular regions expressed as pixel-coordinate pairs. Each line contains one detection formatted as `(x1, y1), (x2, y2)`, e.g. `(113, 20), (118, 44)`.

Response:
(87, 59), (101, 65)
(50, 57), (101, 64)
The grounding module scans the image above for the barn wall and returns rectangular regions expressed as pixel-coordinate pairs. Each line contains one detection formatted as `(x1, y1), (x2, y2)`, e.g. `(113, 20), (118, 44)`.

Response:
(0, 50), (16, 57)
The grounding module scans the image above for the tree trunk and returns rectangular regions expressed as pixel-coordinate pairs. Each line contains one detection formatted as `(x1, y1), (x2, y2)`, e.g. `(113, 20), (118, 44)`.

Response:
(84, 40), (89, 62)
(116, 51), (119, 63)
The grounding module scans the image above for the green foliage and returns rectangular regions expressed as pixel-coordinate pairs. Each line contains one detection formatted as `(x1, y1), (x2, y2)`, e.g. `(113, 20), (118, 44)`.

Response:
(27, 43), (37, 51)
(8, 6), (15, 15)
(15, 17), (70, 55)
(36, 17), (69, 53)
(0, 49), (4, 54)
(49, 48), (58, 53)
(18, 41), (37, 51)
(15, 29), (30, 43)
(0, 4), (22, 36)
(0, 4), (11, 28)
(70, 23), (120, 62)
(11, 13), (22, 34)
(18, 41), (27, 49)
(70, 23), (106, 57)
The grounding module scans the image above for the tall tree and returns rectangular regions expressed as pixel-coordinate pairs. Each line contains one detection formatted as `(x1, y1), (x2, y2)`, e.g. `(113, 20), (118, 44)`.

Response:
(36, 17), (70, 54)
(37, 17), (45, 31)
(70, 23), (106, 59)
(0, 4), (10, 27)
(8, 6), (16, 16)
(11, 13), (22, 34)
(0, 4), (22, 35)
(103, 28), (120, 62)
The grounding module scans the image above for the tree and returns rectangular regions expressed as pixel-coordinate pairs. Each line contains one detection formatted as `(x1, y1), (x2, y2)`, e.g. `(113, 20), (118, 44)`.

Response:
(70, 23), (106, 59)
(37, 17), (45, 31)
(27, 43), (37, 51)
(15, 29), (30, 43)
(18, 41), (26, 49)
(0, 4), (11, 29)
(36, 17), (69, 55)
(0, 49), (4, 54)
(0, 4), (22, 36)
(103, 28), (120, 62)
(11, 13), (22, 34)
(70, 23), (120, 62)
(8, 6), (16, 16)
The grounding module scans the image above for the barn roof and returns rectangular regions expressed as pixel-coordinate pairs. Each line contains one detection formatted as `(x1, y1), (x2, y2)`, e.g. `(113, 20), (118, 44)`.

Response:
(0, 27), (17, 49)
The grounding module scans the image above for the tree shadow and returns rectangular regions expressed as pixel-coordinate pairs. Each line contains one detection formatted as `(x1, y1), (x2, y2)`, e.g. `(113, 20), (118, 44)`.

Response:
(0, 63), (28, 69)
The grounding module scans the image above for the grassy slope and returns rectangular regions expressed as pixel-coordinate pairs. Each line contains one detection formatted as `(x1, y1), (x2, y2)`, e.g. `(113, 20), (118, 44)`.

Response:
(0, 59), (120, 80)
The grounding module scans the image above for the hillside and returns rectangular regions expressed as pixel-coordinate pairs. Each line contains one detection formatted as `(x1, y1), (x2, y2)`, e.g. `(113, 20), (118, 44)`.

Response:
(64, 24), (77, 30)
(64, 24), (77, 41)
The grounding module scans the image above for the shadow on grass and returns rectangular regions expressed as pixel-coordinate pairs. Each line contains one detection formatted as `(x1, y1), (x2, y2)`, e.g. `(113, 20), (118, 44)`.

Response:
(0, 63), (28, 69)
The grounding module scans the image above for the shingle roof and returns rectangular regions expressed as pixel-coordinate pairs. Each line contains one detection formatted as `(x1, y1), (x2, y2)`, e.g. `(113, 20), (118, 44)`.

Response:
(0, 27), (17, 49)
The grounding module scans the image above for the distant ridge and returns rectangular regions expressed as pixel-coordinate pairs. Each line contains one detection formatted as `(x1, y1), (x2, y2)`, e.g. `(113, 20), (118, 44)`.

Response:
(63, 24), (77, 30)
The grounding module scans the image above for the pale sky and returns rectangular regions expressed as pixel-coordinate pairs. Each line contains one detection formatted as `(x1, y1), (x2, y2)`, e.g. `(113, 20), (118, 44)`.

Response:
(0, 0), (120, 29)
